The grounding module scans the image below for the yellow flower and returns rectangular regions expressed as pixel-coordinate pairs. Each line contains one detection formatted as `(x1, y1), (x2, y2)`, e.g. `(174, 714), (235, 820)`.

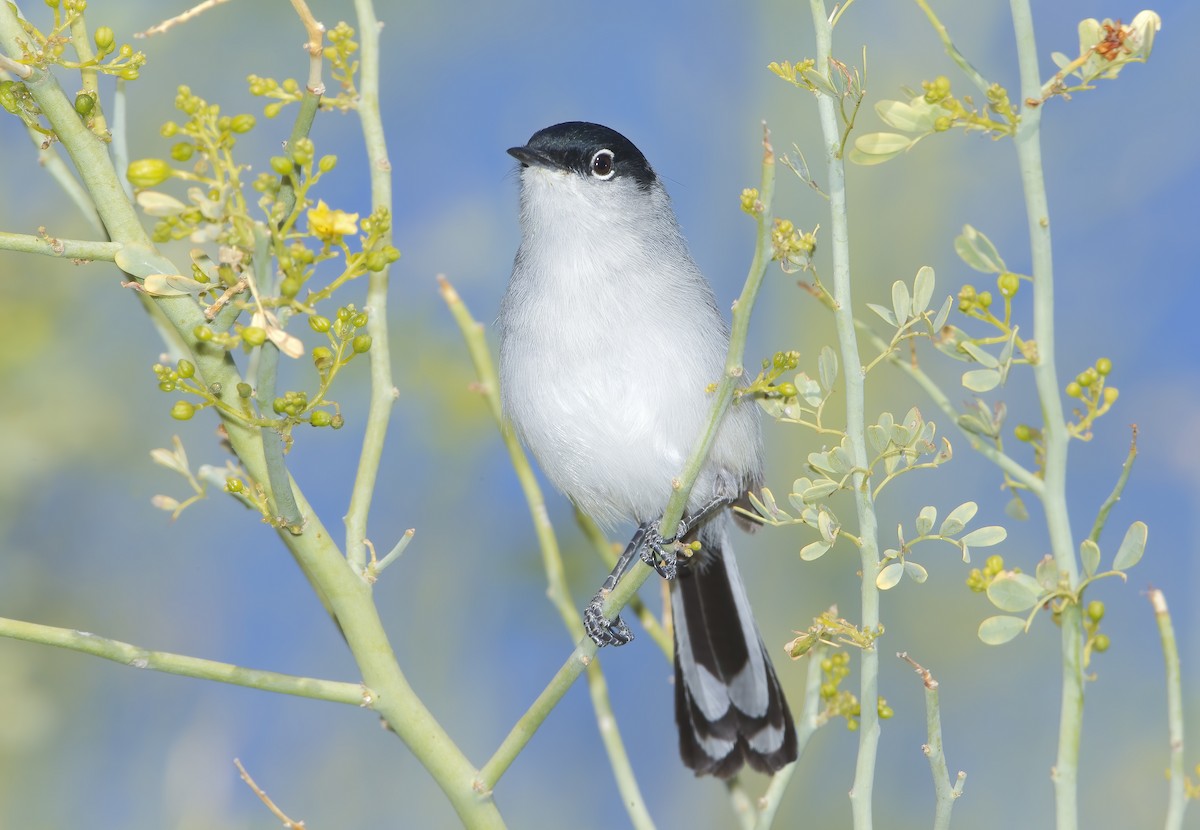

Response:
(307, 200), (359, 241)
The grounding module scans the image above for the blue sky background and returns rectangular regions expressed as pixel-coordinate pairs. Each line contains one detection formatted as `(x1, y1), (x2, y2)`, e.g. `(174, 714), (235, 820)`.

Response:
(0, 0), (1197, 827)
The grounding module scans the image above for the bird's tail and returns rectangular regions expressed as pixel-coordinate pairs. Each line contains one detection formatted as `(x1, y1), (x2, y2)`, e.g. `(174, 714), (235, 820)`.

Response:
(671, 517), (796, 777)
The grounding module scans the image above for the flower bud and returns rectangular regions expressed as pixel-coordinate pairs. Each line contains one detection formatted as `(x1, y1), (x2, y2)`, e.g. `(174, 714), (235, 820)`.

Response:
(170, 401), (196, 420)
(241, 326), (267, 346)
(127, 158), (172, 188)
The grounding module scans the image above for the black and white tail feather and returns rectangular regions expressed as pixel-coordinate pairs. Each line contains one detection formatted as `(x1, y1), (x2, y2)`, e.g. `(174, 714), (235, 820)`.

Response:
(673, 517), (797, 777)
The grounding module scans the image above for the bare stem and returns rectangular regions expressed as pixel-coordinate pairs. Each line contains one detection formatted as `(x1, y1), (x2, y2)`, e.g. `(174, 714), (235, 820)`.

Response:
(1088, 425), (1138, 544)
(1150, 589), (1187, 830)
(898, 652), (965, 829)
(0, 615), (370, 705)
(0, 230), (119, 260)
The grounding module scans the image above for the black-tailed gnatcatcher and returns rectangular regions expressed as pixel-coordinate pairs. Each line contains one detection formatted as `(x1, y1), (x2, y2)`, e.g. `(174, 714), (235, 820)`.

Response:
(499, 122), (796, 777)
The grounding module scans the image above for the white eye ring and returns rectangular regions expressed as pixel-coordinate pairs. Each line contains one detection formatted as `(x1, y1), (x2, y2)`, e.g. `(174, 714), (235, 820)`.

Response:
(590, 149), (615, 180)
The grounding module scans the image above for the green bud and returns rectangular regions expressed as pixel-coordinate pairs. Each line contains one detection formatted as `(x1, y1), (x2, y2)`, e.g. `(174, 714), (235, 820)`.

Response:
(352, 334), (372, 354)
(933, 115), (952, 132)
(997, 272), (1019, 298)
(977, 290), (993, 308)
(336, 306), (353, 322)
(291, 137), (314, 165)
(1092, 633), (1110, 653)
(241, 325), (267, 346)
(1095, 357), (1113, 376)
(118, 44), (133, 60)
(158, 381), (175, 393)
(118, 67), (140, 81)
(309, 315), (331, 333)
(1103, 387), (1119, 404)
(127, 158), (173, 188)
(1065, 381), (1083, 398)
(310, 410), (333, 427)
(312, 346), (333, 367)
(236, 382), (253, 398)
(176, 359), (195, 378)
(170, 401), (196, 420)
(776, 382), (798, 398)
(160, 121), (179, 137)
(270, 156), (294, 176)
(230, 114), (255, 133)
(170, 142), (194, 162)
(365, 251), (388, 272)
(331, 414), (345, 429)
(318, 154), (337, 172)
(985, 554), (1004, 573)
(264, 102), (283, 119)
(383, 245), (401, 263)
(1077, 368), (1098, 387)
(351, 312), (368, 329)
(93, 24), (114, 51)
(74, 93), (95, 116)
(1014, 424), (1033, 442)
(1086, 600), (1105, 622)
(272, 397), (287, 414)
(279, 278), (300, 298)
(225, 477), (244, 493)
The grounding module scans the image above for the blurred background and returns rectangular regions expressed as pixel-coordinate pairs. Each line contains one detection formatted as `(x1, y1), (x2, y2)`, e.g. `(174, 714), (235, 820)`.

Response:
(0, 0), (1196, 827)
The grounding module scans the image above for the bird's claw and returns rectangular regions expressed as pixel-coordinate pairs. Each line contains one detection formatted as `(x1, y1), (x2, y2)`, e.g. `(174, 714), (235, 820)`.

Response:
(584, 594), (634, 647)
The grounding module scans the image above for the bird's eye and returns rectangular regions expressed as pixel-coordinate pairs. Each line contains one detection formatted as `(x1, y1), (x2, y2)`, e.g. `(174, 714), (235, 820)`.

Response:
(590, 149), (615, 180)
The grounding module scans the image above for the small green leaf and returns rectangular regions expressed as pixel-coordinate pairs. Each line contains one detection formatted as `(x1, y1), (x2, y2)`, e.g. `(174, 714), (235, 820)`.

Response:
(962, 368), (1001, 392)
(959, 525), (1007, 547)
(904, 560), (929, 583)
(892, 280), (912, 323)
(850, 132), (914, 165)
(867, 302), (898, 327)
(817, 508), (839, 544)
(1035, 555), (1060, 590)
(136, 190), (187, 217)
(142, 273), (211, 296)
(912, 266), (934, 315)
(1005, 497), (1029, 521)
(1112, 521), (1148, 571)
(800, 540), (831, 561)
(874, 98), (937, 132)
(802, 479), (839, 502)
(954, 225), (1007, 274)
(915, 505), (937, 536)
(978, 615), (1025, 645)
(987, 572), (1043, 612)
(876, 561), (905, 590)
(959, 341), (999, 368)
(114, 243), (179, 280)
(940, 501), (978, 536)
(867, 423), (888, 453)
(932, 295), (953, 331)
(1080, 539), (1101, 577)
(817, 346), (838, 393)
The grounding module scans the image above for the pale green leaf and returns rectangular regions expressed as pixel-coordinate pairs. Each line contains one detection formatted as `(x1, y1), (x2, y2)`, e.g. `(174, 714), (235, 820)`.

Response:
(802, 480), (839, 502)
(962, 368), (1001, 392)
(867, 302), (898, 327)
(960, 341), (1000, 368)
(987, 572), (1043, 612)
(143, 273), (211, 297)
(916, 505), (937, 536)
(876, 561), (905, 590)
(940, 501), (978, 537)
(114, 243), (179, 280)
(978, 615), (1025, 645)
(136, 190), (187, 217)
(1080, 539), (1101, 577)
(912, 266), (934, 315)
(892, 280), (912, 323)
(1036, 555), (1060, 590)
(959, 525), (1007, 547)
(954, 224), (1007, 274)
(874, 99), (935, 132)
(1112, 521), (1148, 571)
(800, 540), (831, 561)
(817, 346), (838, 393)
(850, 132), (913, 165)
(932, 295), (953, 331)
(904, 560), (929, 583)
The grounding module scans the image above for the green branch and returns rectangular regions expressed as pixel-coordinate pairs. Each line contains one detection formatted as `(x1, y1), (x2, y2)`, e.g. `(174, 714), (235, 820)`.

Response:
(0, 230), (120, 260)
(1150, 589), (1187, 830)
(478, 126), (779, 791)
(898, 652), (965, 829)
(1088, 426), (1137, 543)
(0, 615), (370, 705)
(1008, 3), (1083, 828)
(807, 3), (882, 826)
(912, 0), (992, 93)
(344, 0), (400, 574)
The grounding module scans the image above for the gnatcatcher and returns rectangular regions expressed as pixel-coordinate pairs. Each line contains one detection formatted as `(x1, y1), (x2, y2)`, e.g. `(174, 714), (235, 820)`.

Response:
(498, 121), (797, 777)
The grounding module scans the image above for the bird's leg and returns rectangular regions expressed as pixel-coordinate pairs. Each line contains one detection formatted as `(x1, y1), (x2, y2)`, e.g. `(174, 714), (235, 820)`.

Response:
(583, 497), (732, 647)
(583, 523), (650, 647)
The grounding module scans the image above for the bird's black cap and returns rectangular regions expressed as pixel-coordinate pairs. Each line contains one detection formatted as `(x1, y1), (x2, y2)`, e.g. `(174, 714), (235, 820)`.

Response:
(507, 121), (657, 191)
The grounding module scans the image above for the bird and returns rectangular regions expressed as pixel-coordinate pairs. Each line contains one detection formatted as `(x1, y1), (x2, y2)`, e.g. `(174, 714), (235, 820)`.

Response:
(498, 121), (796, 777)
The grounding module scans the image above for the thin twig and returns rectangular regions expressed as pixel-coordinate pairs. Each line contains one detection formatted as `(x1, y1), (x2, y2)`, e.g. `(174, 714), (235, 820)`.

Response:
(1087, 425), (1138, 543)
(136, 0), (235, 38)
(288, 0), (327, 95)
(0, 230), (119, 260)
(912, 0), (992, 93)
(234, 758), (307, 829)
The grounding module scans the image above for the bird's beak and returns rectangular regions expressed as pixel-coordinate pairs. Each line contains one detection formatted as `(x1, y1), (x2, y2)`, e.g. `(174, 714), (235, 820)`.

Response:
(507, 145), (556, 169)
